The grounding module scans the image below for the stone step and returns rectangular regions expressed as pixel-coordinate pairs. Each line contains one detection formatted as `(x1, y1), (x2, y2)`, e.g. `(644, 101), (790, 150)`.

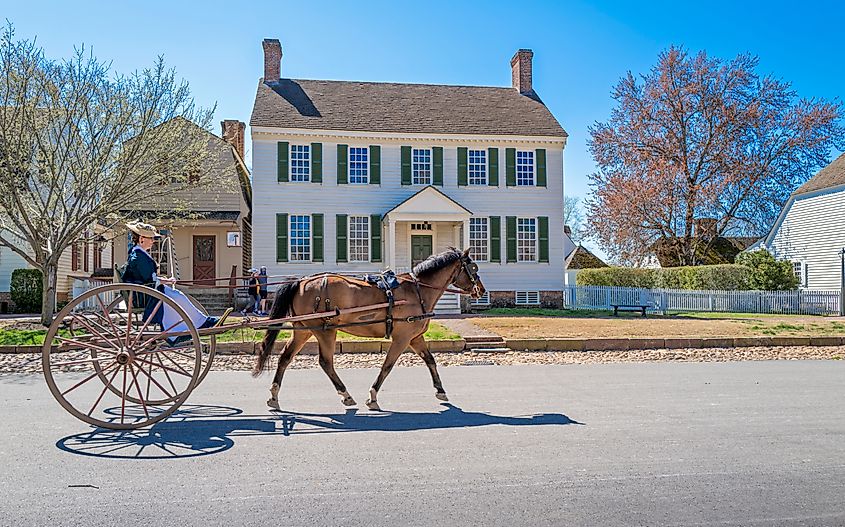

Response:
(464, 335), (505, 344)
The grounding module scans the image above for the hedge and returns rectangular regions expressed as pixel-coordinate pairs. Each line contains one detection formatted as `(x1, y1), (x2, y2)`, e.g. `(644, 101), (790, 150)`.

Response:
(577, 264), (751, 290)
(10, 268), (43, 313)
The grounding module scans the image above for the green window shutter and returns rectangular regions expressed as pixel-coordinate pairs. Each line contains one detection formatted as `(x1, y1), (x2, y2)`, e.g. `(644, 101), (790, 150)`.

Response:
(337, 144), (348, 184)
(432, 146), (443, 186)
(505, 148), (516, 187)
(538, 216), (549, 263)
(506, 216), (517, 263)
(536, 148), (546, 187)
(276, 213), (288, 262)
(488, 148), (499, 186)
(311, 143), (322, 183)
(457, 147), (468, 186)
(401, 146), (412, 185)
(370, 214), (382, 262)
(277, 142), (289, 182)
(336, 214), (348, 263)
(369, 145), (381, 185)
(489, 216), (501, 263)
(312, 213), (324, 262)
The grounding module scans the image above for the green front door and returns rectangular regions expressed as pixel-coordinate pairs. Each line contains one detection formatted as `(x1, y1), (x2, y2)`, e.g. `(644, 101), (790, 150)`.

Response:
(411, 235), (433, 268)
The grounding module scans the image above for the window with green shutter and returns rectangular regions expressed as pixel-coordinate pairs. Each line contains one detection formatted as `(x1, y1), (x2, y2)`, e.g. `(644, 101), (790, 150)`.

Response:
(506, 216), (517, 262)
(336, 215), (348, 263)
(457, 147), (468, 186)
(432, 146), (443, 186)
(536, 148), (547, 187)
(277, 142), (289, 182)
(490, 216), (501, 263)
(538, 216), (549, 262)
(370, 214), (382, 262)
(369, 145), (381, 185)
(488, 148), (499, 186)
(505, 148), (516, 187)
(311, 143), (322, 183)
(337, 144), (348, 184)
(312, 214), (324, 262)
(276, 213), (288, 262)
(401, 146), (412, 185)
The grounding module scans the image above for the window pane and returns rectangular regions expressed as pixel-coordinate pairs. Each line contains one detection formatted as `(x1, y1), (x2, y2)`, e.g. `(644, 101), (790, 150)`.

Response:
(516, 150), (534, 186)
(349, 216), (370, 262)
(469, 217), (488, 261)
(468, 149), (487, 185)
(517, 217), (536, 262)
(289, 215), (311, 261)
(290, 145), (311, 182)
(412, 148), (432, 185)
(349, 147), (369, 184)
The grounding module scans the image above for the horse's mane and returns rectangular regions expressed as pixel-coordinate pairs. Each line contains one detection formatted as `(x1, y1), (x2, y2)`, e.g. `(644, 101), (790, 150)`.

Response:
(412, 248), (462, 278)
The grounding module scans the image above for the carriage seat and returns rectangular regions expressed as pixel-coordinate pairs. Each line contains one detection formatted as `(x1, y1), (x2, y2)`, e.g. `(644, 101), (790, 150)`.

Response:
(364, 270), (401, 291)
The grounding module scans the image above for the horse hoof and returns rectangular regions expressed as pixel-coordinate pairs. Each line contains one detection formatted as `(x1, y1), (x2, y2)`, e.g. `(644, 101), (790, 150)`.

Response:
(267, 398), (280, 410)
(435, 392), (449, 402)
(366, 399), (381, 411)
(342, 396), (357, 406)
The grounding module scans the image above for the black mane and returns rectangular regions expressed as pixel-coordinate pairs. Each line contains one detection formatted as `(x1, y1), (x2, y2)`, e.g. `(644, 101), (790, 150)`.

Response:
(412, 248), (462, 278)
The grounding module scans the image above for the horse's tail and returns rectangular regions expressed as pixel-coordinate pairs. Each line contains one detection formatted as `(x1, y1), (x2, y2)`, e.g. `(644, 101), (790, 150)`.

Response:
(253, 279), (300, 377)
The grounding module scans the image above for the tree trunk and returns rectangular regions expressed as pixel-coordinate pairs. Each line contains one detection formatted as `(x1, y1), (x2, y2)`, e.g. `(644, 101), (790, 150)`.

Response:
(40, 261), (58, 327)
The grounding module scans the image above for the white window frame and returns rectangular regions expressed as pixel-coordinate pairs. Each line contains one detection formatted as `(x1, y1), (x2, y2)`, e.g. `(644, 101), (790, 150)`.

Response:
(290, 144), (311, 182)
(348, 215), (370, 263)
(516, 150), (535, 186)
(515, 291), (540, 305)
(470, 291), (491, 306)
(348, 147), (369, 184)
(412, 148), (432, 185)
(289, 214), (311, 262)
(469, 217), (489, 262)
(793, 260), (807, 287)
(516, 217), (537, 262)
(468, 149), (487, 185)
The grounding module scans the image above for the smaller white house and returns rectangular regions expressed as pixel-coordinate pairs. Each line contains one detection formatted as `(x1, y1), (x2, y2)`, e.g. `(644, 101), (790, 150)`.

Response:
(754, 152), (845, 289)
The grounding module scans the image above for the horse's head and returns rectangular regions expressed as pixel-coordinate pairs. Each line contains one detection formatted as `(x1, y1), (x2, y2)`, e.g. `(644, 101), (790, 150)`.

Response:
(453, 248), (486, 299)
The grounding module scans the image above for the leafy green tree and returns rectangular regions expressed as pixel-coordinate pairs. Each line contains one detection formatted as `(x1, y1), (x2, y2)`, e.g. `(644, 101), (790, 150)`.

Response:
(735, 250), (799, 291)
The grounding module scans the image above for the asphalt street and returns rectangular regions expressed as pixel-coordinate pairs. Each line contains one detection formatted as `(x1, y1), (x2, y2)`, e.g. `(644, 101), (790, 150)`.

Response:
(1, 360), (844, 526)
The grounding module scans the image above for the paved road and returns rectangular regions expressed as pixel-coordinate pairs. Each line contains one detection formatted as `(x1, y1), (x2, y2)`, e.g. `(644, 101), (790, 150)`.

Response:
(1, 361), (844, 526)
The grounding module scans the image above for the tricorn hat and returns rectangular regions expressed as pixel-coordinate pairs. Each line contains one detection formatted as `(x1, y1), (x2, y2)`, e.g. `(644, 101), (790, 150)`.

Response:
(126, 220), (159, 239)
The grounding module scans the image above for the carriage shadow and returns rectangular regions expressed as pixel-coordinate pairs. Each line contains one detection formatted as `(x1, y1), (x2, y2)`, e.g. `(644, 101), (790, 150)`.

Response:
(56, 403), (582, 459)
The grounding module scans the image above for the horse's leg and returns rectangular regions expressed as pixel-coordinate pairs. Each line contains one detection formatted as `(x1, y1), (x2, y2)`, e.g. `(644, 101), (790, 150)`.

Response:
(313, 329), (356, 406)
(268, 326), (311, 410)
(366, 335), (412, 411)
(409, 334), (448, 402)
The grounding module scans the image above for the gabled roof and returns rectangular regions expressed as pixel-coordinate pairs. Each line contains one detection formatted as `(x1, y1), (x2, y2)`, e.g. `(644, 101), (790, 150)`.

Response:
(566, 246), (608, 270)
(250, 79), (567, 138)
(794, 152), (845, 195)
(383, 186), (472, 219)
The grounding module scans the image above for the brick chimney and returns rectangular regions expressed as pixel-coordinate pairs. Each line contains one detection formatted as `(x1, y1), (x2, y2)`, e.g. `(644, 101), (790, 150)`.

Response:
(511, 49), (534, 94)
(262, 38), (282, 84)
(221, 120), (245, 160)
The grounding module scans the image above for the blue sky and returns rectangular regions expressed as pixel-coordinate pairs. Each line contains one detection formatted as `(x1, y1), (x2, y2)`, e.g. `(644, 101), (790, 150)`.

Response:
(5, 0), (844, 252)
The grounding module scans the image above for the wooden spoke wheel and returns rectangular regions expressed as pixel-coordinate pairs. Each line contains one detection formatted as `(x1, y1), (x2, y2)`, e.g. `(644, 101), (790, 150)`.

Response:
(43, 283), (203, 430)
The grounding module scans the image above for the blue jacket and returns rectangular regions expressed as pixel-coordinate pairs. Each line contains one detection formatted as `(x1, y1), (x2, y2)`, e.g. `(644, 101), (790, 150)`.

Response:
(123, 246), (158, 286)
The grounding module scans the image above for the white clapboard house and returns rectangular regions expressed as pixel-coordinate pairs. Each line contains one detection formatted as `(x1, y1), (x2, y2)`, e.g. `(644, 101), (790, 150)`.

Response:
(249, 39), (568, 312)
(753, 152), (845, 289)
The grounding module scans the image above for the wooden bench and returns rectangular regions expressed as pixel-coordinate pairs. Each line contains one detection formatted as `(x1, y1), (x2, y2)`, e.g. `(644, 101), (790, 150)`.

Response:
(611, 304), (649, 317)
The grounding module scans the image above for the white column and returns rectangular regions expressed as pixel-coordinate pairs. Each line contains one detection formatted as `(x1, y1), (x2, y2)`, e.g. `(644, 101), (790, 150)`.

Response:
(387, 218), (397, 271)
(462, 218), (470, 252)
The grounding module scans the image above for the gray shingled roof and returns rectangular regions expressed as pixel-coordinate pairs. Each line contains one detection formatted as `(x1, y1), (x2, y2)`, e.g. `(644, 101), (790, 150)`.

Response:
(250, 79), (567, 137)
(794, 152), (845, 195)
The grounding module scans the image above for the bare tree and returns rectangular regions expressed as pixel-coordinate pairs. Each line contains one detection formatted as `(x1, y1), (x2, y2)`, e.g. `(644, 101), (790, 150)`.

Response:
(563, 195), (588, 244)
(0, 24), (215, 324)
(587, 46), (844, 265)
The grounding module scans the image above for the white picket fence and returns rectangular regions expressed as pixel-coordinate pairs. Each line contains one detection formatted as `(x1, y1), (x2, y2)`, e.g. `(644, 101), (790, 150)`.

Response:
(564, 286), (841, 316)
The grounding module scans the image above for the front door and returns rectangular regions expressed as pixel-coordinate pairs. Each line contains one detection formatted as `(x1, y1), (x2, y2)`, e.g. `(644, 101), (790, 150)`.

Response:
(193, 235), (216, 286)
(411, 235), (433, 268)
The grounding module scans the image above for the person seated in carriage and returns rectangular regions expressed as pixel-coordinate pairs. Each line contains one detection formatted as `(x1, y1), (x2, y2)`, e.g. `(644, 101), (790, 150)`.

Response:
(123, 220), (231, 335)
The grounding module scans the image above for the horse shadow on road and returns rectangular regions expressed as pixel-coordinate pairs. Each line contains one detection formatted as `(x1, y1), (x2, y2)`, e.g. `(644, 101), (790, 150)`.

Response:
(56, 403), (582, 460)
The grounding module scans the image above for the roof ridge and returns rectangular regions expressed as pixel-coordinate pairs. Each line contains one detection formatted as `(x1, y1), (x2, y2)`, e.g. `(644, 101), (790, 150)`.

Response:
(266, 77), (524, 91)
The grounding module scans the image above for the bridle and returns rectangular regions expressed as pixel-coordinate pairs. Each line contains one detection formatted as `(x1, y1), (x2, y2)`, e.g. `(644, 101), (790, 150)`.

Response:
(405, 255), (483, 298)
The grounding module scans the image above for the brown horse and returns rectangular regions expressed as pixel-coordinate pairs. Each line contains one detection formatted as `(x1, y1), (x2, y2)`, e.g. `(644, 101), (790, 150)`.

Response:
(254, 248), (486, 411)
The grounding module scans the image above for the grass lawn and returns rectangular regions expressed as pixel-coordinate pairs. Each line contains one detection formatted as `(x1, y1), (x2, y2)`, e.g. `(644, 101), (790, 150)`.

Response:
(0, 321), (460, 346)
(471, 308), (845, 339)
